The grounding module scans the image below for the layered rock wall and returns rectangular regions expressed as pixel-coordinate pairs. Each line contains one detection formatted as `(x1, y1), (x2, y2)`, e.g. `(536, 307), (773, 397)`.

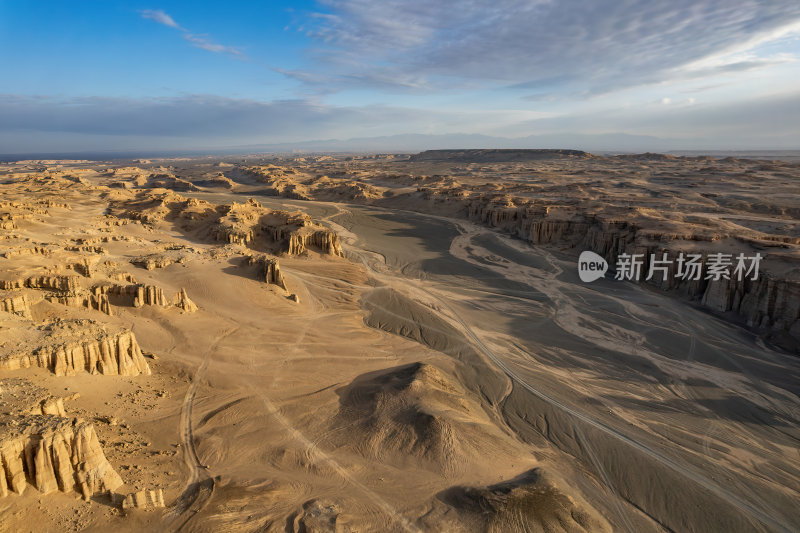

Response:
(121, 488), (165, 510)
(0, 275), (80, 292)
(0, 417), (123, 500)
(467, 201), (800, 345)
(272, 228), (343, 256)
(247, 256), (287, 289)
(1, 331), (151, 377)
(0, 294), (32, 318)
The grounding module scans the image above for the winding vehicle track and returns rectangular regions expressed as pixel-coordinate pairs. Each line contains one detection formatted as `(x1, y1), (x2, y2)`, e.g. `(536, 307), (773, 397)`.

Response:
(166, 326), (239, 531)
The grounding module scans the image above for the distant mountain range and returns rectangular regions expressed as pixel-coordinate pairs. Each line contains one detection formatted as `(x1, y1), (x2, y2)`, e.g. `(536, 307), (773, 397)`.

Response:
(2, 132), (796, 161)
(239, 132), (688, 154)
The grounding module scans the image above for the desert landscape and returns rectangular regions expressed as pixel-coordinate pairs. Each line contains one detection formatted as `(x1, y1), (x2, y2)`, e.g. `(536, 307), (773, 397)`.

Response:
(0, 149), (798, 532)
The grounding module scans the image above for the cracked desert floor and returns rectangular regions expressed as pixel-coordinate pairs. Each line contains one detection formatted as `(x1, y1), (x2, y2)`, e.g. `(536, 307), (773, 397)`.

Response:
(1, 149), (799, 532)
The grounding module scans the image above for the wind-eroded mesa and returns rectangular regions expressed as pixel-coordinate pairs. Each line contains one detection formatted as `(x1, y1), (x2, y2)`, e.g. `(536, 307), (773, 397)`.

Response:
(0, 149), (798, 532)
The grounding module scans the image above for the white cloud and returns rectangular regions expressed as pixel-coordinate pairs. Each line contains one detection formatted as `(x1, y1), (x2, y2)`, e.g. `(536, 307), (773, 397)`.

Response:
(140, 9), (243, 57)
(140, 9), (181, 29)
(183, 34), (243, 57)
(297, 0), (800, 94)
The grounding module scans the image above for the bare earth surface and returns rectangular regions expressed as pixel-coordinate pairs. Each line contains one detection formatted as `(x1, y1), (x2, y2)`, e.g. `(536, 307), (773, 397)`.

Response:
(1, 150), (798, 532)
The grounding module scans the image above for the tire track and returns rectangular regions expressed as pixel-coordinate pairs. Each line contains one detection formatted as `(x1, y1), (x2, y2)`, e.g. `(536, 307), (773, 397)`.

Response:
(166, 325), (239, 531)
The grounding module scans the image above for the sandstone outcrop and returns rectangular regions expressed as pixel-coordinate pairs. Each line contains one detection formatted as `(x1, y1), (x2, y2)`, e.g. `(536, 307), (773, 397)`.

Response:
(47, 288), (111, 315)
(193, 173), (236, 189)
(145, 173), (199, 192)
(68, 258), (95, 278)
(288, 499), (340, 533)
(466, 201), (800, 347)
(0, 292), (32, 318)
(1, 325), (151, 377)
(108, 191), (343, 257)
(121, 487), (165, 510)
(0, 216), (15, 230)
(47, 282), (196, 316)
(131, 246), (196, 270)
(133, 285), (168, 307)
(2, 245), (54, 258)
(227, 152), (800, 350)
(0, 379), (123, 500)
(0, 378), (73, 417)
(0, 275), (81, 292)
(0, 416), (123, 499)
(271, 226), (343, 256)
(132, 255), (176, 270)
(175, 288), (198, 313)
(239, 166), (311, 199)
(247, 255), (287, 289)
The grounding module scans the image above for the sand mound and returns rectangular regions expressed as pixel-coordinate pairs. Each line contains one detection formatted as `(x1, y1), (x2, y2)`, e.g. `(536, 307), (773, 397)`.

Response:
(440, 468), (611, 532)
(327, 362), (522, 475)
(288, 499), (341, 533)
(360, 288), (508, 402)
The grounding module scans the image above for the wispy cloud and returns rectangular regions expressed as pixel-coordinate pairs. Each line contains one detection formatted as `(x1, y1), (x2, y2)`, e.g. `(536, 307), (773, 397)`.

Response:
(139, 9), (181, 29)
(139, 8), (244, 58)
(183, 34), (243, 56)
(296, 0), (800, 94)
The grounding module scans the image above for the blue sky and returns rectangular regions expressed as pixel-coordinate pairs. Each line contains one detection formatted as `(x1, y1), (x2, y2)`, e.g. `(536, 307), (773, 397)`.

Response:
(1, 0), (799, 153)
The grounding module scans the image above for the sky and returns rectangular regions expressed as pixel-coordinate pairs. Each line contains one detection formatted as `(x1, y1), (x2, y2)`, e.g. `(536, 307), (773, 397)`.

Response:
(0, 0), (799, 153)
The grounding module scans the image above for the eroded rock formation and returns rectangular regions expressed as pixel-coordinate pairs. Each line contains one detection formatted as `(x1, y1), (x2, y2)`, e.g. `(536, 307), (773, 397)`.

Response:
(175, 288), (198, 313)
(47, 288), (111, 315)
(0, 293), (32, 318)
(284, 228), (342, 256)
(466, 201), (800, 346)
(0, 275), (81, 292)
(46, 282), (197, 317)
(247, 255), (287, 289)
(106, 190), (344, 257)
(1, 326), (151, 377)
(0, 417), (123, 500)
(0, 379), (123, 500)
(121, 488), (165, 510)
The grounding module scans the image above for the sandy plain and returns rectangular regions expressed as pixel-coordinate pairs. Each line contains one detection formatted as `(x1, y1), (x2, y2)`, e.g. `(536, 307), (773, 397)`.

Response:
(0, 149), (798, 532)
